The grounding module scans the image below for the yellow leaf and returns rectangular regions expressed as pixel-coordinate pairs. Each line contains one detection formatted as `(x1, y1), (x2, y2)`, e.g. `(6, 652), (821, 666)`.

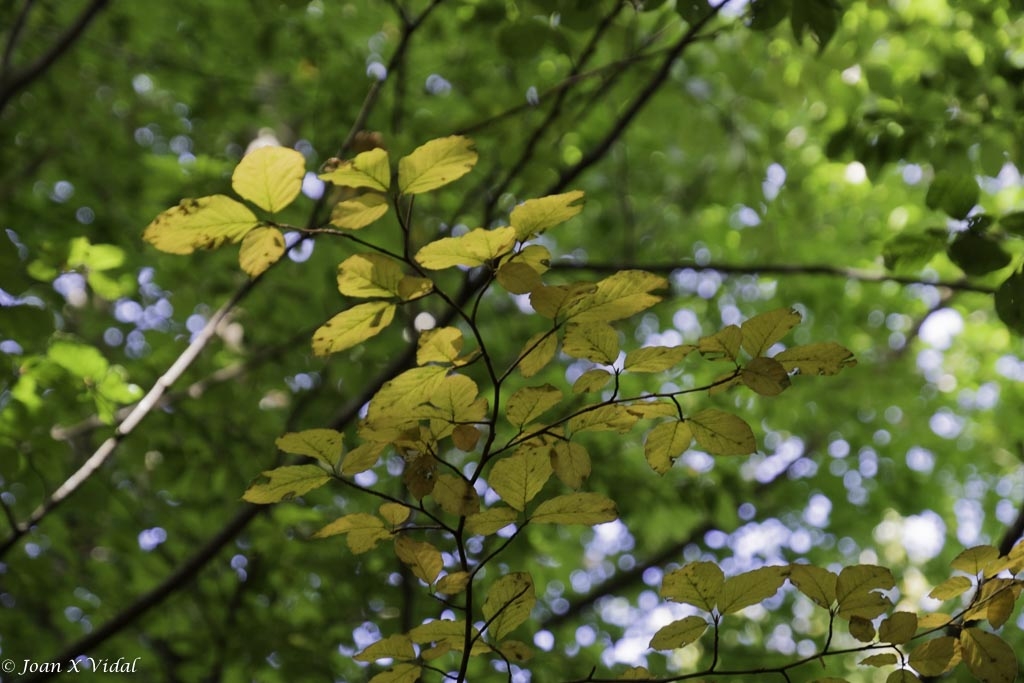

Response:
(413, 374), (487, 428)
(836, 564), (895, 620)
(368, 664), (421, 683)
(378, 502), (411, 527)
(788, 564), (837, 609)
(916, 613), (953, 629)
(319, 148), (390, 191)
(530, 282), (596, 319)
(1007, 537), (1024, 572)
(415, 226), (516, 270)
(408, 619), (489, 654)
(718, 566), (787, 614)
(981, 586), (1017, 629)
(398, 135), (477, 194)
(951, 545), (1000, 574)
(482, 572), (535, 640)
(312, 301), (396, 356)
(649, 615), (708, 651)
(741, 356), (791, 396)
(355, 634), (415, 662)
(231, 146), (305, 213)
(509, 190), (585, 240)
(417, 327), (464, 365)
(143, 195), (258, 254)
(514, 243), (552, 272)
(644, 421), (693, 475)
(432, 473), (480, 516)
(565, 270), (667, 323)
(623, 401), (678, 419)
(531, 492), (617, 525)
(909, 636), (960, 676)
(313, 512), (392, 553)
(961, 628), (1016, 683)
(506, 384), (563, 428)
(395, 535), (444, 584)
(929, 575), (973, 600)
(465, 506), (519, 535)
(879, 612), (918, 644)
(619, 667), (653, 680)
(774, 342), (857, 375)
(238, 225), (285, 277)
(517, 331), (557, 378)
(496, 640), (533, 663)
(489, 448), (552, 511)
(624, 345), (694, 372)
(848, 616), (876, 642)
(336, 253), (405, 298)
(688, 408), (756, 456)
(341, 441), (386, 475)
(551, 441), (591, 489)
(275, 429), (343, 468)
(698, 325), (743, 362)
(242, 464), (330, 504)
(569, 404), (638, 434)
(661, 561), (724, 611)
(330, 193), (389, 230)
(740, 307), (801, 357)
(572, 368), (612, 394)
(436, 571), (471, 595)
(562, 322), (620, 364)
(365, 366), (449, 427)
(496, 260), (543, 294)
(397, 275), (433, 301)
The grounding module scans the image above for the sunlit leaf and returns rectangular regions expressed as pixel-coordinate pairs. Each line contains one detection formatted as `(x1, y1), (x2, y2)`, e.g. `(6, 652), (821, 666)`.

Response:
(330, 193), (389, 230)
(355, 634), (415, 662)
(408, 619), (490, 654)
(319, 148), (390, 191)
(551, 441), (591, 488)
(238, 225), (285, 277)
(531, 492), (617, 525)
(564, 270), (666, 322)
(929, 576), (972, 601)
(698, 325), (742, 362)
(531, 282), (596, 319)
(506, 385), (563, 428)
(774, 342), (857, 375)
(788, 564), (837, 609)
(509, 190), (585, 240)
(740, 307), (801, 356)
(489, 448), (552, 511)
(341, 441), (387, 476)
(398, 136), (477, 194)
(275, 429), (343, 468)
(242, 464), (330, 504)
(572, 368), (612, 394)
(48, 340), (109, 379)
(836, 564), (895, 619)
(688, 408), (756, 456)
(378, 502), (411, 527)
(562, 322), (619, 364)
(312, 301), (396, 356)
(336, 253), (405, 298)
(624, 345), (694, 373)
(431, 473), (480, 516)
(143, 195), (258, 254)
(417, 327), (464, 365)
(644, 420), (693, 474)
(951, 545), (1000, 574)
(908, 637), (960, 677)
(312, 513), (392, 553)
(482, 572), (535, 640)
(436, 571), (471, 595)
(517, 331), (558, 378)
(415, 227), (517, 270)
(916, 613), (953, 629)
(661, 561), (724, 612)
(365, 366), (448, 426)
(394, 535), (444, 584)
(960, 628), (1016, 683)
(231, 146), (305, 213)
(569, 404), (638, 434)
(649, 615), (708, 650)
(718, 566), (786, 614)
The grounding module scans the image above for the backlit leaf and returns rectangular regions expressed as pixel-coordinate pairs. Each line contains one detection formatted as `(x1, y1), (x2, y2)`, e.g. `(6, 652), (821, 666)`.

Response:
(452, 424), (481, 451)
(774, 342), (857, 375)
(365, 366), (448, 426)
(517, 332), (557, 377)
(242, 465), (330, 504)
(415, 226), (517, 270)
(489, 448), (552, 511)
(509, 190), (585, 240)
(436, 571), (471, 595)
(496, 260), (543, 294)
(740, 356), (791, 396)
(960, 628), (1016, 683)
(330, 193), (389, 230)
(497, 640), (533, 663)
(619, 667), (653, 680)
(994, 271), (1024, 334)
(465, 506), (519, 535)
(572, 368), (612, 394)
(562, 322), (619, 364)
(398, 136), (477, 195)
(788, 564), (837, 609)
(916, 613), (953, 629)
(378, 502), (411, 527)
(355, 634), (415, 662)
(661, 561), (724, 611)
(506, 384), (563, 428)
(432, 473), (480, 516)
(341, 441), (386, 475)
(564, 270), (666, 322)
(275, 429), (343, 468)
(368, 664), (421, 683)
(848, 616), (876, 642)
(886, 670), (922, 683)
(531, 492), (617, 525)
(909, 636), (960, 676)
(624, 345), (694, 372)
(238, 226), (285, 276)
(836, 565), (895, 619)
(644, 420), (693, 474)
(397, 275), (433, 301)
(403, 452), (437, 499)
(951, 545), (1000, 574)
(860, 653), (898, 667)
(947, 232), (1011, 276)
(417, 327), (464, 365)
(878, 612), (918, 644)
(313, 513), (392, 553)
(740, 307), (801, 356)
(336, 253), (405, 298)
(551, 441), (591, 488)
(48, 341), (109, 379)
(312, 301), (396, 356)
(482, 572), (535, 640)
(688, 408), (756, 456)
(394, 535), (444, 584)
(569, 404), (638, 434)
(319, 148), (390, 191)
(231, 146), (305, 213)
(926, 170), (978, 220)
(408, 620), (489, 654)
(718, 566), (787, 614)
(531, 282), (596, 319)
(929, 576), (972, 601)
(698, 325), (743, 362)
(649, 615), (708, 650)
(144, 195), (258, 254)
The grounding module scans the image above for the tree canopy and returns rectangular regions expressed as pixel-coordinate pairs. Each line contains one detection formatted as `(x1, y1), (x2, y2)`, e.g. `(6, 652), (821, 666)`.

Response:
(2, 1), (1024, 682)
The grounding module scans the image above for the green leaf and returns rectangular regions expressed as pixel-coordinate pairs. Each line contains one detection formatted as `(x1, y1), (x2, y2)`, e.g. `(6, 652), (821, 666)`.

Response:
(415, 227), (517, 270)
(517, 331), (558, 378)
(242, 464), (330, 504)
(340, 441), (386, 476)
(741, 356), (791, 396)
(231, 146), (305, 213)
(482, 572), (535, 640)
(789, 564), (840, 609)
(849, 615), (876, 642)
(398, 136), (477, 194)
(394, 535), (444, 584)
(740, 307), (801, 356)
(718, 566), (787, 614)
(496, 261), (543, 294)
(562, 322), (620, 364)
(465, 507), (519, 535)
(995, 271), (1024, 333)
(960, 628), (1016, 683)
(489, 448), (552, 511)
(312, 301), (396, 356)
(431, 473), (480, 517)
(275, 429), (343, 468)
(551, 441), (591, 489)
(564, 270), (666, 323)
(48, 340), (109, 379)
(878, 612), (918, 645)
(624, 345), (694, 373)
(509, 190), (585, 240)
(774, 342), (857, 375)
(661, 561), (724, 612)
(649, 615), (708, 650)
(143, 195), (258, 254)
(951, 545), (1000, 574)
(688, 408), (756, 456)
(644, 421), (693, 474)
(330, 193), (389, 230)
(860, 653), (898, 667)
(319, 148), (390, 191)
(368, 664), (422, 683)
(882, 230), (948, 272)
(947, 232), (1010, 276)
(531, 492), (618, 525)
(908, 636), (960, 676)
(886, 670), (922, 683)
(506, 385), (563, 428)
(791, 0), (842, 48)
(313, 512), (392, 553)
(572, 368), (612, 394)
(355, 634), (415, 662)
(336, 253), (407, 298)
(748, 0), (790, 30)
(999, 210), (1024, 236)
(67, 237), (125, 271)
(238, 225), (285, 277)
(698, 325), (743, 362)
(408, 619), (489, 654)
(926, 171), (979, 220)
(836, 564), (895, 619)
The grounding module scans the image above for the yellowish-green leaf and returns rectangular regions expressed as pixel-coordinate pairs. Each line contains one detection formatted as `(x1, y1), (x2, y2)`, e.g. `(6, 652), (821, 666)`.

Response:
(879, 612), (918, 644)
(341, 440), (386, 475)
(319, 148), (390, 191)
(624, 401), (678, 419)
(497, 640), (533, 663)
(531, 492), (617, 525)
(624, 345), (694, 373)
(929, 575), (973, 601)
(312, 301), (396, 356)
(740, 307), (801, 357)
(231, 146), (305, 213)
(980, 585), (1017, 629)
(573, 368), (612, 394)
(509, 190), (585, 240)
(482, 572), (535, 641)
(515, 243), (552, 272)
(517, 331), (557, 378)
(489, 448), (552, 511)
(649, 615), (708, 650)
(688, 408), (756, 456)
(330, 192), (389, 230)
(909, 636), (960, 676)
(698, 325), (743, 362)
(378, 502), (411, 527)
(619, 667), (653, 680)
(1007, 537), (1024, 572)
(917, 613), (953, 629)
(365, 366), (448, 428)
(465, 506), (519, 536)
(413, 373), (487, 430)
(849, 615), (876, 642)
(143, 195), (258, 254)
(860, 653), (898, 667)
(452, 424), (481, 451)
(242, 464), (330, 504)
(506, 385), (563, 428)
(313, 513), (392, 553)
(417, 327), (464, 365)
(397, 275), (433, 301)
(398, 136), (477, 195)
(644, 421), (693, 475)
(741, 356), (791, 396)
(775, 342), (857, 375)
(415, 226), (516, 270)
(951, 545), (1000, 574)
(408, 619), (489, 654)
(718, 566), (787, 614)
(562, 322), (620, 364)
(436, 571), (471, 595)
(355, 634), (415, 662)
(432, 473), (480, 516)
(395, 535), (444, 584)
(275, 429), (343, 468)
(238, 226), (285, 277)
(530, 282), (596, 319)
(336, 253), (405, 298)
(569, 404), (638, 434)
(496, 261), (543, 294)
(565, 270), (667, 323)
(368, 664), (421, 683)
(886, 670), (922, 683)
(836, 564), (895, 619)
(661, 561), (724, 611)
(551, 441), (591, 489)
(961, 628), (1016, 683)
(789, 564), (837, 609)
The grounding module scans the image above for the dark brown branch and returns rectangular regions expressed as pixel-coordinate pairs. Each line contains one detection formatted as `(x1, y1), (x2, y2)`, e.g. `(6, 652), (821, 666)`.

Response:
(1, 0), (36, 74)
